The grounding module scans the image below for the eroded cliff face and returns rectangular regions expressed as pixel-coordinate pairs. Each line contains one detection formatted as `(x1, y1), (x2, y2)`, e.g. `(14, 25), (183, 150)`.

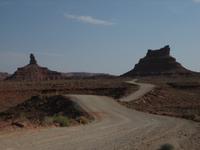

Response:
(7, 54), (64, 81)
(123, 45), (193, 76)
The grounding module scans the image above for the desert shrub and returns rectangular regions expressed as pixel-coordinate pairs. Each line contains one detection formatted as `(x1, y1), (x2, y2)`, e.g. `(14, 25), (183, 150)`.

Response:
(78, 116), (89, 124)
(42, 115), (70, 127)
(52, 115), (70, 127)
(43, 116), (54, 125)
(158, 144), (174, 150)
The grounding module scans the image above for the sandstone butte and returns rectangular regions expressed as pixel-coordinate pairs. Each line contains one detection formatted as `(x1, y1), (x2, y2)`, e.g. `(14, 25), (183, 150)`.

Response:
(7, 54), (64, 81)
(122, 45), (194, 76)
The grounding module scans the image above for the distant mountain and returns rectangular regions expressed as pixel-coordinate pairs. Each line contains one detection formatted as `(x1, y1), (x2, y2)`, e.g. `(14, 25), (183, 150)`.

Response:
(6, 54), (114, 81)
(122, 45), (195, 76)
(0, 72), (9, 80)
(62, 72), (114, 79)
(7, 54), (64, 81)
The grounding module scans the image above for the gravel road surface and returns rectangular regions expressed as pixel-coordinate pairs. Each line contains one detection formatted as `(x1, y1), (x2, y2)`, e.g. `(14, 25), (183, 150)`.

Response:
(0, 80), (199, 150)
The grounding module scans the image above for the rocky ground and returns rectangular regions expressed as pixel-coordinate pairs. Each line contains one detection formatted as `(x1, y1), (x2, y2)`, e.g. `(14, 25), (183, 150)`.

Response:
(121, 76), (200, 122)
(0, 82), (199, 150)
(0, 95), (92, 131)
(0, 78), (137, 131)
(0, 78), (137, 112)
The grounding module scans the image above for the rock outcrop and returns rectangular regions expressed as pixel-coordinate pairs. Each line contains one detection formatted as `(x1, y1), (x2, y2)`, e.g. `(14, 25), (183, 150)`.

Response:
(7, 54), (64, 81)
(29, 53), (37, 65)
(123, 45), (193, 76)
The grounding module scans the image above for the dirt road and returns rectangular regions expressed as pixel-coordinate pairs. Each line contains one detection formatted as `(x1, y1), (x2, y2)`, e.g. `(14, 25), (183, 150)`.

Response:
(120, 79), (155, 102)
(0, 80), (199, 150)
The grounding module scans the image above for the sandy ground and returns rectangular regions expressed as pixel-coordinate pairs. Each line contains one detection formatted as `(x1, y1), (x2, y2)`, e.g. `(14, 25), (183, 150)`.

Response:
(0, 80), (199, 150)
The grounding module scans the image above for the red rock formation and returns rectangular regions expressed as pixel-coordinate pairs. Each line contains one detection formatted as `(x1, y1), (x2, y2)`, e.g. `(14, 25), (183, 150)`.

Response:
(29, 53), (37, 65)
(7, 54), (64, 81)
(123, 45), (193, 76)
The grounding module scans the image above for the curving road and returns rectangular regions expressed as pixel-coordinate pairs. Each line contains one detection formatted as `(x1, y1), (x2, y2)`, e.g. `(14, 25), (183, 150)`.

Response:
(120, 79), (155, 102)
(0, 80), (199, 150)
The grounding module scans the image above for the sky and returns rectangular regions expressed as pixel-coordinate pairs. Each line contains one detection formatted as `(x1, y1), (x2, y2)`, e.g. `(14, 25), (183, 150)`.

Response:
(0, 0), (200, 75)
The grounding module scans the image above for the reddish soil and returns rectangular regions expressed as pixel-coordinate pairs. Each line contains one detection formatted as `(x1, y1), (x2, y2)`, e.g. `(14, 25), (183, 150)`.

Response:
(0, 78), (137, 112)
(0, 95), (91, 130)
(0, 78), (137, 131)
(121, 77), (200, 122)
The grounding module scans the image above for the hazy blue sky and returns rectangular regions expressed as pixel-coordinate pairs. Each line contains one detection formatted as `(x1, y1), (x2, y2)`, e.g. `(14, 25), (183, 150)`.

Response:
(0, 0), (200, 75)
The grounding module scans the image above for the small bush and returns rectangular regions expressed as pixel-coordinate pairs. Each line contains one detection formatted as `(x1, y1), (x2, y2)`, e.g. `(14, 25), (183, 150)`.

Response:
(43, 116), (54, 125)
(42, 115), (70, 127)
(158, 144), (174, 150)
(78, 116), (89, 124)
(52, 115), (70, 127)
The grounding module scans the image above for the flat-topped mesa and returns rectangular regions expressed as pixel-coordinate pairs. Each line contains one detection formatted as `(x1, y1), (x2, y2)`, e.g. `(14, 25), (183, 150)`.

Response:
(146, 45), (170, 57)
(29, 53), (37, 65)
(122, 45), (193, 76)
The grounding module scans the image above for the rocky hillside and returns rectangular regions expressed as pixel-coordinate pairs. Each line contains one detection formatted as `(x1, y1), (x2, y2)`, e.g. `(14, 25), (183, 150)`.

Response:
(7, 54), (64, 81)
(0, 95), (91, 129)
(123, 45), (194, 76)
